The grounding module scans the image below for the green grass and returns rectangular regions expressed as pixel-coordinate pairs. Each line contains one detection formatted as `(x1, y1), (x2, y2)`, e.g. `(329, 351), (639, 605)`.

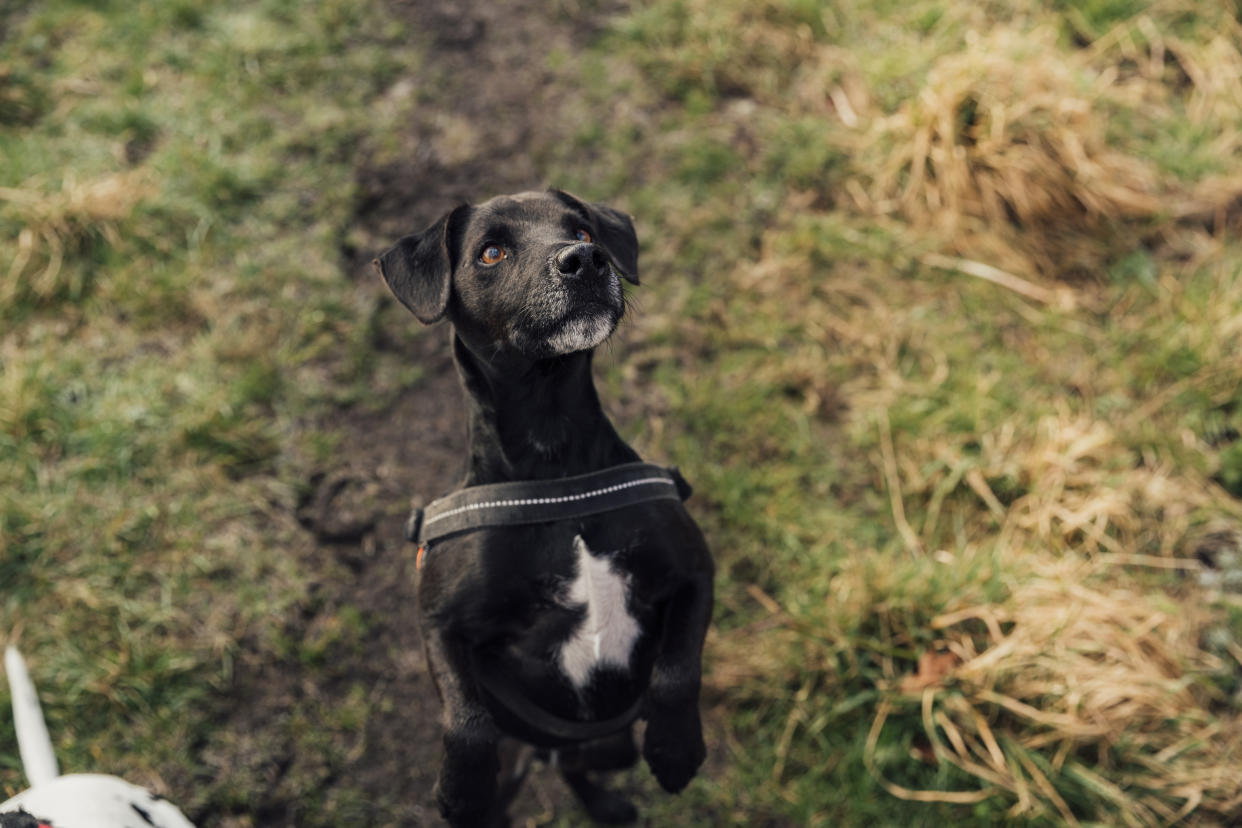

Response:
(0, 0), (421, 817)
(584, 1), (1242, 823)
(5, 0), (1242, 825)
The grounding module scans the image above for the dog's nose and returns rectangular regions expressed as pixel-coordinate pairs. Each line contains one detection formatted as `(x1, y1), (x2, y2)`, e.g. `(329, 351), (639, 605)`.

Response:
(555, 243), (608, 279)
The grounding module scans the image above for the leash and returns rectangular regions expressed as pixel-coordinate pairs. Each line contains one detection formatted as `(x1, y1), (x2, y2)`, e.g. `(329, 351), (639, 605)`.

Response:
(405, 462), (692, 548)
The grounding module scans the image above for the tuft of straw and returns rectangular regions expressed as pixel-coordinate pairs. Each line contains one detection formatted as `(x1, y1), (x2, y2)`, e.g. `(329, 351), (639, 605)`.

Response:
(988, 410), (1238, 558)
(869, 556), (1242, 825)
(0, 171), (155, 305)
(850, 19), (1242, 282)
(866, 26), (1162, 280)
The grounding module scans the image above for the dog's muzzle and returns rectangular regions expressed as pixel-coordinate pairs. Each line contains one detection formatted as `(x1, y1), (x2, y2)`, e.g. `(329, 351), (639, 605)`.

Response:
(523, 242), (624, 356)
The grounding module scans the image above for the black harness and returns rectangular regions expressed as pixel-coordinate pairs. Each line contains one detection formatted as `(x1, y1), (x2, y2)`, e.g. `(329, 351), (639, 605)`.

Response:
(404, 462), (693, 746)
(405, 461), (692, 546)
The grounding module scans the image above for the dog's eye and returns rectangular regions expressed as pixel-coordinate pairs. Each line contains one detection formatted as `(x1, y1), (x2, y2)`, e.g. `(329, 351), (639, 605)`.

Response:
(479, 244), (506, 265)
(575, 228), (592, 243)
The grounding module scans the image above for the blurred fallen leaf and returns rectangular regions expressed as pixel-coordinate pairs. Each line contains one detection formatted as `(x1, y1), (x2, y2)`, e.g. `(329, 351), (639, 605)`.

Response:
(899, 648), (962, 694)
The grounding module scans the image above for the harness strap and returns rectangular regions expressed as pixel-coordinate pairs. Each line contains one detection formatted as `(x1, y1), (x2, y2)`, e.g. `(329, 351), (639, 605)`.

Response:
(406, 462), (691, 546)
(406, 462), (692, 744)
(470, 651), (642, 746)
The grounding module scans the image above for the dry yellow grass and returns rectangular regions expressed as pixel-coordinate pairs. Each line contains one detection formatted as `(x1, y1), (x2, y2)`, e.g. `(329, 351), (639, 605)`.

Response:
(863, 399), (1242, 822)
(867, 553), (1242, 825)
(687, 7), (1242, 820)
(825, 13), (1242, 283)
(0, 170), (155, 304)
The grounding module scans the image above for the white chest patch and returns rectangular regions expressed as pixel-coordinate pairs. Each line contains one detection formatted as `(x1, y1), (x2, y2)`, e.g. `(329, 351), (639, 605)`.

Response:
(558, 535), (641, 689)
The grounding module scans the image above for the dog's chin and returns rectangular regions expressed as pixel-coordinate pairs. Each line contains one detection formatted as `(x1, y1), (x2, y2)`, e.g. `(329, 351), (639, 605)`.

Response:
(502, 306), (621, 360)
(542, 309), (621, 356)
(507, 267), (626, 358)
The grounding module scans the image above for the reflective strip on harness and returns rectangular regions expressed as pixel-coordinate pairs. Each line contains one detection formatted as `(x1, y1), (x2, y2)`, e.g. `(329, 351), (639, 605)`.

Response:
(409, 462), (691, 546)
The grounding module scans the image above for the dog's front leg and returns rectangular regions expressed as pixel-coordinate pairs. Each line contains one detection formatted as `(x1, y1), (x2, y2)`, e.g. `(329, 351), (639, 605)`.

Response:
(424, 628), (503, 827)
(642, 571), (713, 793)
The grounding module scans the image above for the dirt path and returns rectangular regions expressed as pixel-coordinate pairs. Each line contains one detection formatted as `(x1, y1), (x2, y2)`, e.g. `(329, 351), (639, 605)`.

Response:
(213, 2), (637, 825)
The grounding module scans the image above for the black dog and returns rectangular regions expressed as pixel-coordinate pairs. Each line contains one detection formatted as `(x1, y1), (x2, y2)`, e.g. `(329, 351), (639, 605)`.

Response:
(374, 190), (714, 826)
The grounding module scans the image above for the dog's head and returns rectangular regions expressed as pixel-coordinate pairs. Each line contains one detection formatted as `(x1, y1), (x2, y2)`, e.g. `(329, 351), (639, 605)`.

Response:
(374, 189), (639, 359)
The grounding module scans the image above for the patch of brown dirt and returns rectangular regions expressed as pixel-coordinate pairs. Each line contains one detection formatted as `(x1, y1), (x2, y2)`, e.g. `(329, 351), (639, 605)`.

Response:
(347, 0), (626, 254)
(195, 326), (465, 826)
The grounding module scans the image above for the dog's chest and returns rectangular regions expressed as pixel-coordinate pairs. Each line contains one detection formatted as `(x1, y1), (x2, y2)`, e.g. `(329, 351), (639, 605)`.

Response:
(555, 535), (641, 689)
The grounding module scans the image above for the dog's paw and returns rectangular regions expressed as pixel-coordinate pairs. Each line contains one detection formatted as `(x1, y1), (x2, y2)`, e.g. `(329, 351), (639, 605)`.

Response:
(437, 728), (502, 826)
(436, 782), (504, 828)
(584, 790), (639, 825)
(642, 714), (706, 793)
(563, 769), (639, 825)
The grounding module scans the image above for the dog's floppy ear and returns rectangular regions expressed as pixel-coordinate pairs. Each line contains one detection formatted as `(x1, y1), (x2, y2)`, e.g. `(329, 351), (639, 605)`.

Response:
(588, 201), (640, 285)
(372, 204), (468, 324)
(551, 189), (639, 285)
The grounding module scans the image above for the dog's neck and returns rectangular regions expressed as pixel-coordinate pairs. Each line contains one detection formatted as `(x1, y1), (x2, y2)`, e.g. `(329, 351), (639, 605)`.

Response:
(452, 335), (640, 486)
